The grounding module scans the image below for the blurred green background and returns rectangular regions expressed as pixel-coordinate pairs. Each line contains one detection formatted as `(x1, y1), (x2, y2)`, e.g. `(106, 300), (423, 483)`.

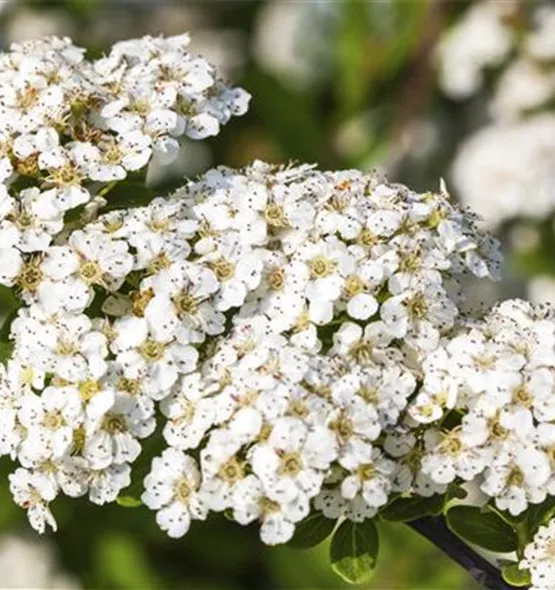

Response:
(0, 0), (505, 587)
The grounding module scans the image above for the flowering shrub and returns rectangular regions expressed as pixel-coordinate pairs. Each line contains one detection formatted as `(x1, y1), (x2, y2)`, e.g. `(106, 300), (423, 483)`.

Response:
(2, 32), (555, 590)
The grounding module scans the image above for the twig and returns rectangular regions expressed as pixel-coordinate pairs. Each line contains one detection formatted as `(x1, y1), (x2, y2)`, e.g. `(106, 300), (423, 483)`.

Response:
(407, 516), (522, 590)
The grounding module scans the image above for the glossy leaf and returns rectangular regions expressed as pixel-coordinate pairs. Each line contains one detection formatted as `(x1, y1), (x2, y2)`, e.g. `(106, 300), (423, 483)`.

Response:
(330, 519), (379, 584)
(446, 506), (518, 553)
(288, 512), (337, 549)
(502, 564), (531, 587)
(380, 494), (443, 522)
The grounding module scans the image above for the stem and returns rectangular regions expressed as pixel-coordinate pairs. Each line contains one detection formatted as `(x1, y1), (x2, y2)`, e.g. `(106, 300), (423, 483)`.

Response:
(98, 180), (118, 197)
(407, 516), (522, 590)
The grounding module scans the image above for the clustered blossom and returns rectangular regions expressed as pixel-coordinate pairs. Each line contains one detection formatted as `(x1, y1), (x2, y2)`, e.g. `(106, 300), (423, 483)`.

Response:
(410, 299), (555, 516)
(520, 520), (555, 590)
(0, 154), (504, 543)
(6, 31), (555, 571)
(437, 1), (555, 228)
(0, 33), (249, 291)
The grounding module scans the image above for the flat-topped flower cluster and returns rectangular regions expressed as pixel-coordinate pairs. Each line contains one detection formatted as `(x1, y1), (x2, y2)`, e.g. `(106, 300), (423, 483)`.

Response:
(3, 31), (555, 589)
(1, 152), (504, 542)
(0, 34), (249, 289)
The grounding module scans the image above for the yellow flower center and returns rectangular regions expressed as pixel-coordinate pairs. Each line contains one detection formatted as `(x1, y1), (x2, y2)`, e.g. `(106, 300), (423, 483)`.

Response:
(264, 204), (287, 227)
(218, 457), (245, 485)
(139, 339), (165, 362)
(278, 451), (303, 477)
(79, 379), (101, 402)
(210, 258), (235, 281)
(131, 288), (155, 318)
(173, 290), (199, 317)
(79, 260), (104, 285)
(174, 479), (192, 503)
(102, 414), (127, 434)
(267, 268), (286, 291)
(308, 256), (336, 279)
(43, 410), (65, 430)
(17, 257), (44, 293)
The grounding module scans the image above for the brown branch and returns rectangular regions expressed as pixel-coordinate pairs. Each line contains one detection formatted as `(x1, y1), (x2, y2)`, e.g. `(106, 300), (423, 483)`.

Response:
(407, 516), (523, 590)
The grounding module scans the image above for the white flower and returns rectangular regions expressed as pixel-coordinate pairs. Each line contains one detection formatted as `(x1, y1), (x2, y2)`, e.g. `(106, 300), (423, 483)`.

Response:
(232, 474), (308, 545)
(250, 417), (336, 503)
(112, 315), (198, 399)
(160, 373), (216, 450)
(331, 321), (396, 366)
(18, 387), (83, 464)
(143, 260), (224, 344)
(299, 236), (355, 325)
(142, 448), (207, 538)
(9, 468), (57, 533)
(381, 283), (458, 352)
(88, 463), (131, 506)
(520, 519), (555, 590)
(436, 1), (513, 99)
(339, 440), (394, 511)
(84, 392), (155, 469)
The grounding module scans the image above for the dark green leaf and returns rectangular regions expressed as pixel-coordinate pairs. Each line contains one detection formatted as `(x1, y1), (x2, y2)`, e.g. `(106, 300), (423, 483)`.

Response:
(0, 284), (21, 345)
(502, 564), (531, 587)
(102, 181), (156, 213)
(526, 497), (555, 535)
(445, 485), (468, 502)
(446, 506), (518, 553)
(0, 341), (13, 363)
(288, 512), (336, 549)
(330, 519), (379, 584)
(116, 495), (142, 508)
(380, 494), (443, 521)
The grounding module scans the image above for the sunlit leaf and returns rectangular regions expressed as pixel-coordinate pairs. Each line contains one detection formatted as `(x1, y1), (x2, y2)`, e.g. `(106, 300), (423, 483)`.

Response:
(330, 519), (379, 584)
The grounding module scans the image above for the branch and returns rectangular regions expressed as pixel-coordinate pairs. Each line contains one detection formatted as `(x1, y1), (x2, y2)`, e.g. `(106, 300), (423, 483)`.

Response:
(407, 516), (522, 590)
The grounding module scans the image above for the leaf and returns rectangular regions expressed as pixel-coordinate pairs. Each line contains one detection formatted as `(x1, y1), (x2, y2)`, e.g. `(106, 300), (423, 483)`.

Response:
(0, 284), (21, 344)
(102, 181), (156, 213)
(446, 505), (518, 553)
(0, 341), (13, 363)
(330, 519), (379, 584)
(288, 512), (337, 549)
(116, 495), (142, 508)
(502, 564), (531, 587)
(445, 485), (468, 502)
(380, 494), (443, 521)
(526, 497), (555, 535)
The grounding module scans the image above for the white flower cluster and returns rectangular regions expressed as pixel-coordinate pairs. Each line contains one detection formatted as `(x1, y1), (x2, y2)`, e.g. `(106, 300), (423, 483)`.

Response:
(0, 33), (249, 288)
(413, 299), (555, 516)
(438, 1), (555, 228)
(451, 114), (555, 228)
(0, 159), (503, 544)
(436, 0), (514, 100)
(520, 520), (555, 590)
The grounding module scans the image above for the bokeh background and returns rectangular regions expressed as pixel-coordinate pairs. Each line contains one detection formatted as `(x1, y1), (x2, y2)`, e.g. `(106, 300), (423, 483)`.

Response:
(1, 0), (554, 587)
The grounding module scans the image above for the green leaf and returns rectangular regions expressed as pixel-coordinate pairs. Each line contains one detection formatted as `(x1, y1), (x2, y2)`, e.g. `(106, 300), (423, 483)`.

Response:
(380, 494), (443, 522)
(502, 564), (531, 587)
(116, 495), (142, 508)
(0, 284), (21, 345)
(288, 512), (337, 549)
(102, 181), (156, 213)
(330, 519), (379, 584)
(526, 497), (555, 535)
(0, 341), (13, 363)
(446, 506), (518, 553)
